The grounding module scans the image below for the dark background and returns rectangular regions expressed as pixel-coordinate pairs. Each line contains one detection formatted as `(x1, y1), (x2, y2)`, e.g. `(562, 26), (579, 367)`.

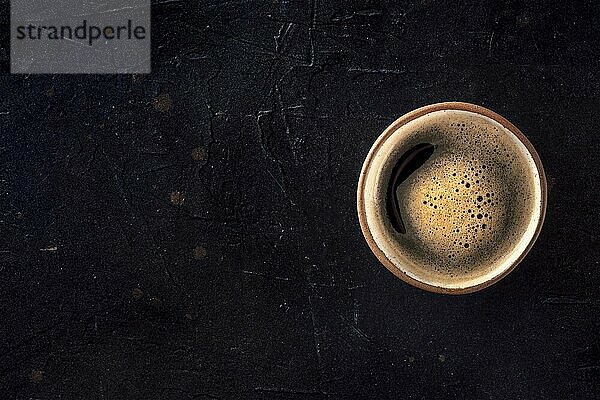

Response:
(1, 0), (599, 399)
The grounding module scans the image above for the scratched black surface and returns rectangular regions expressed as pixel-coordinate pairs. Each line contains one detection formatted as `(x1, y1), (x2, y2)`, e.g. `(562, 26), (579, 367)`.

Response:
(1, 1), (599, 399)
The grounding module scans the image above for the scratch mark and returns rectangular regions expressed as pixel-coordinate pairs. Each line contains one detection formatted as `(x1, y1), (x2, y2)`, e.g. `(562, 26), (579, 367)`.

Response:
(241, 270), (291, 282)
(331, 8), (382, 22)
(274, 83), (299, 164)
(71, 5), (145, 17)
(256, 110), (274, 159)
(255, 110), (297, 206)
(137, 162), (178, 175)
(543, 297), (599, 306)
(267, 170), (289, 200)
(353, 296), (359, 325)
(155, 0), (184, 5)
(242, 269), (264, 277)
(488, 31), (494, 58)
(196, 98), (218, 176)
(308, 282), (366, 290)
(255, 387), (328, 395)
(309, 0), (318, 65)
(348, 67), (406, 75)
(578, 365), (600, 371)
(208, 27), (307, 64)
(39, 244), (58, 252)
(307, 291), (323, 368)
(274, 22), (293, 53)
(335, 309), (372, 342)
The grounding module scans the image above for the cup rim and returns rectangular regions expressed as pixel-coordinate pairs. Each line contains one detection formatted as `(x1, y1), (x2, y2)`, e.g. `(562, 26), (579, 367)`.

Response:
(356, 102), (547, 294)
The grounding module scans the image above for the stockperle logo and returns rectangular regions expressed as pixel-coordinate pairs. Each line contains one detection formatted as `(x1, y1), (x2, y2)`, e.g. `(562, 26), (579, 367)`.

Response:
(11, 0), (150, 74)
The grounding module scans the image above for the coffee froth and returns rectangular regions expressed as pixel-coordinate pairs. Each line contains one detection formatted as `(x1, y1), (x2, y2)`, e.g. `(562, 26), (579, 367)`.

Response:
(357, 103), (546, 293)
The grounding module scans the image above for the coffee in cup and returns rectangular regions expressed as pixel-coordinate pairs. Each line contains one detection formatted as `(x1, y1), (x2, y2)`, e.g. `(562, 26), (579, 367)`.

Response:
(357, 102), (546, 293)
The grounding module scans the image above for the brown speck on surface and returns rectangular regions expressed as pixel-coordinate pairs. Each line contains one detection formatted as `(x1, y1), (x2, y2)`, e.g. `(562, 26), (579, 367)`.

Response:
(30, 369), (43, 383)
(408, 356), (415, 363)
(45, 87), (54, 97)
(132, 287), (143, 300)
(170, 191), (185, 206)
(438, 354), (446, 362)
(149, 297), (163, 309)
(193, 245), (207, 259)
(153, 93), (173, 113)
(191, 146), (208, 161)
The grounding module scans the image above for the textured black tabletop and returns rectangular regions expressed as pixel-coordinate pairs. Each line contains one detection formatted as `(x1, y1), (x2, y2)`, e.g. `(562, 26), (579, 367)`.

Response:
(1, 1), (599, 399)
